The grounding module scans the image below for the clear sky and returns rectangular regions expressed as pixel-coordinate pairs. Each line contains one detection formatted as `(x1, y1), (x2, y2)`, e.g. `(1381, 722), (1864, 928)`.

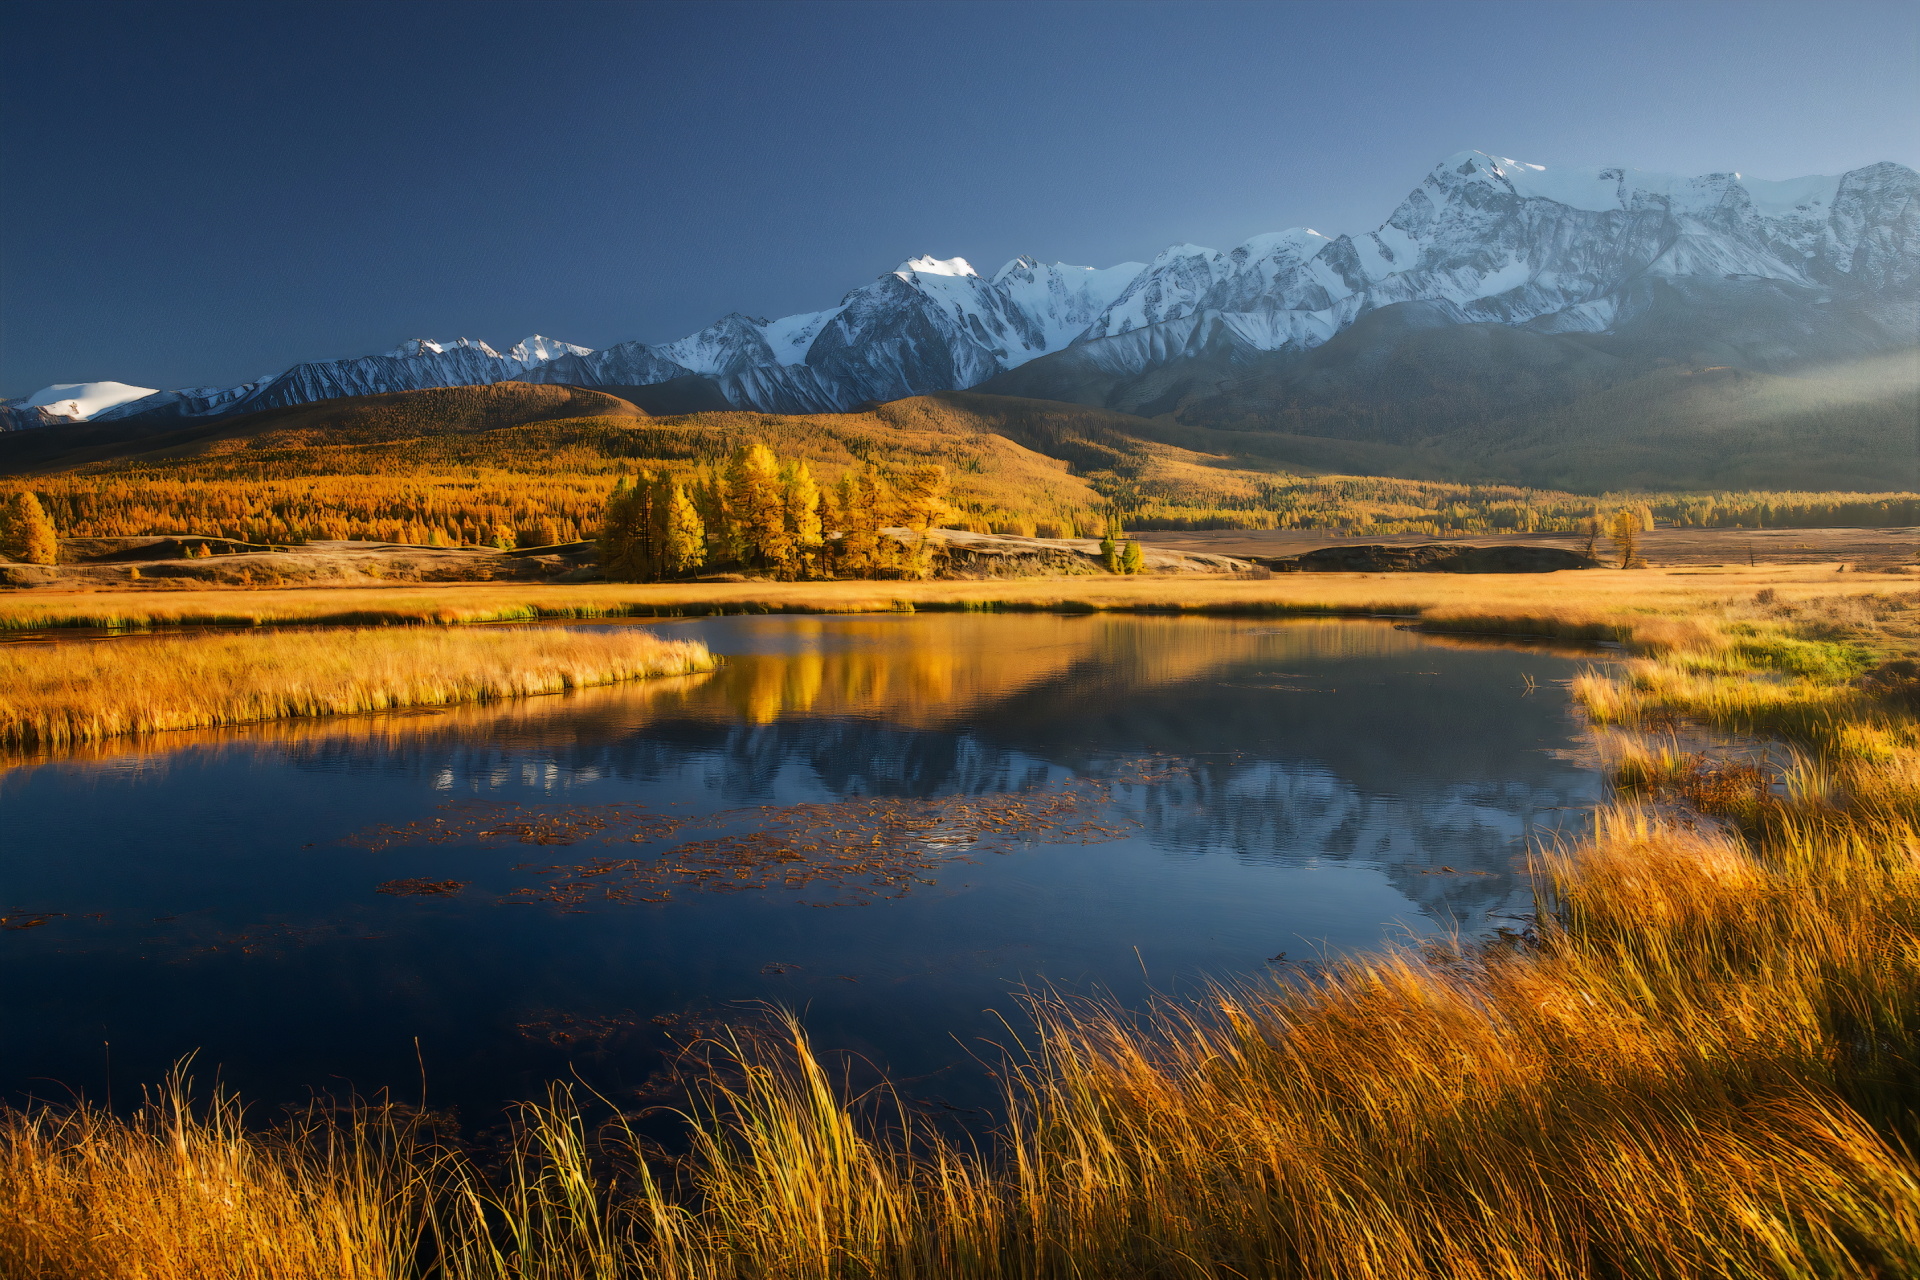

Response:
(3, 0), (1915, 398)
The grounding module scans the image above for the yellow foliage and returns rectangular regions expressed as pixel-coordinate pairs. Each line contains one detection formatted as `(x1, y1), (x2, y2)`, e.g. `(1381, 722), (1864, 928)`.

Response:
(0, 626), (712, 747)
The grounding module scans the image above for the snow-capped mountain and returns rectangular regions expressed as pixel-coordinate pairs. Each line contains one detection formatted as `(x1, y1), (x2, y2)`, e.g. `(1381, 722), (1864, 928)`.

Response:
(1, 335), (596, 431)
(8, 151), (1914, 432)
(517, 254), (1146, 413)
(1052, 153), (1917, 378)
(3, 381), (160, 427)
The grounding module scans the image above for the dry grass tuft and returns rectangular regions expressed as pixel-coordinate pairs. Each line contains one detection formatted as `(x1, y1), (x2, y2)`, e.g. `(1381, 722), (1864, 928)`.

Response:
(0, 626), (712, 747)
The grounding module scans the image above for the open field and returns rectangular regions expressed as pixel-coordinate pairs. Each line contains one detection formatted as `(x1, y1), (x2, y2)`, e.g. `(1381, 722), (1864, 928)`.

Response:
(0, 625), (713, 747)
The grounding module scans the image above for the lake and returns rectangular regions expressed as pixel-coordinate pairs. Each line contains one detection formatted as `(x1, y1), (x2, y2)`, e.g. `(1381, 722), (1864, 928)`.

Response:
(1, 614), (1607, 1118)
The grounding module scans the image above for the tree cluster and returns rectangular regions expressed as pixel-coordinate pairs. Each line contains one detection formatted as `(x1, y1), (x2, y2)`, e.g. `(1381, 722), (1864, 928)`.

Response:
(598, 443), (950, 583)
(1097, 517), (1146, 574)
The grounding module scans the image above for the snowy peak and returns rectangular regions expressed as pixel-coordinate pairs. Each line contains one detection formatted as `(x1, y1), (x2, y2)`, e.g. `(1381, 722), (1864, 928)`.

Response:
(384, 337), (502, 360)
(1236, 228), (1333, 259)
(21, 381), (160, 422)
(1419, 150), (1852, 223)
(383, 335), (590, 367)
(1426, 151), (1764, 218)
(1069, 151), (1920, 360)
(988, 257), (1145, 364)
(506, 335), (593, 364)
(895, 255), (977, 279)
(660, 313), (779, 377)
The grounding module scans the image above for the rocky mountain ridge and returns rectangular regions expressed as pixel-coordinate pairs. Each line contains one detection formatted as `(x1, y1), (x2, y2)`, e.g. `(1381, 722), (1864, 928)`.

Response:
(8, 151), (1914, 433)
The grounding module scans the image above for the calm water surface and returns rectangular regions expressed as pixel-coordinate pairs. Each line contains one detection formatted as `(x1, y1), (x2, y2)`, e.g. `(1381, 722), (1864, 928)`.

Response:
(2, 615), (1606, 1116)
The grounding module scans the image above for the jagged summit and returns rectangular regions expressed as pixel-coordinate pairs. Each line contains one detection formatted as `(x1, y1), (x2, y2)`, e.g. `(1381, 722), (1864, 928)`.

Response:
(8, 151), (1914, 432)
(896, 255), (977, 278)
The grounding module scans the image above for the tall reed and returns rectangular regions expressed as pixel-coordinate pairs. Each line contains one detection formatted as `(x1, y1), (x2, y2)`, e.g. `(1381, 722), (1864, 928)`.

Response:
(5, 595), (1919, 1277)
(0, 626), (713, 747)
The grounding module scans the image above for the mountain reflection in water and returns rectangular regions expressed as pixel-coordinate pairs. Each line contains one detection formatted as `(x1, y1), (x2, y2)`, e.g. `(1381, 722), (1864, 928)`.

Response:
(2, 615), (1605, 1116)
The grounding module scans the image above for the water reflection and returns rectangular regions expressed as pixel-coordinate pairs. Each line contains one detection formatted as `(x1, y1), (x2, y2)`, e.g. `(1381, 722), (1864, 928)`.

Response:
(2, 615), (1603, 1115)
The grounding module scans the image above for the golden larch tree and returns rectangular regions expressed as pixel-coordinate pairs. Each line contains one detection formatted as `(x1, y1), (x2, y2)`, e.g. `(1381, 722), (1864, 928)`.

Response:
(0, 491), (58, 565)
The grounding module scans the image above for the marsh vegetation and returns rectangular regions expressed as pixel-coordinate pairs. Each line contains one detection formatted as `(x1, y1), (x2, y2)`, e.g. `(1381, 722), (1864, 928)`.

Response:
(2, 582), (1917, 1277)
(0, 625), (712, 747)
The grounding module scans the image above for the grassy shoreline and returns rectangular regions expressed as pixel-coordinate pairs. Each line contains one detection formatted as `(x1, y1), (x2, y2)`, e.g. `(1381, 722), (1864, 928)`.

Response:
(0, 564), (1911, 649)
(0, 626), (714, 748)
(4, 577), (1919, 1277)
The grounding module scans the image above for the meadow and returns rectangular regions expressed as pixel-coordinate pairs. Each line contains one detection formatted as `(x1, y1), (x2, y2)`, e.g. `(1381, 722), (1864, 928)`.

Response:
(0, 626), (713, 747)
(3, 568), (1920, 1276)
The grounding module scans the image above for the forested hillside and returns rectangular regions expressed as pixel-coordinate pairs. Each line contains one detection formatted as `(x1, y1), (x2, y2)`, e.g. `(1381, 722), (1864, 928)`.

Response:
(0, 384), (1912, 550)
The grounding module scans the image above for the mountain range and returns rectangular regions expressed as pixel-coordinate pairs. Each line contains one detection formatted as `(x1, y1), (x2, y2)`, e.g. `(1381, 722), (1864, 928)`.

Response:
(7, 150), (1915, 491)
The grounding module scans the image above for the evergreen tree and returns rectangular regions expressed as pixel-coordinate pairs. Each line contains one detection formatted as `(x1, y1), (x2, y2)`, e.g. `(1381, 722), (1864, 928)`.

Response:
(1120, 540), (1145, 574)
(1099, 534), (1119, 573)
(0, 492), (58, 565)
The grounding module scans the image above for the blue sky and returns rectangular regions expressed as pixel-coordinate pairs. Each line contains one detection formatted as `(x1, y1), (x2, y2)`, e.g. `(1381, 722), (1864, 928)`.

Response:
(3, 0), (1915, 397)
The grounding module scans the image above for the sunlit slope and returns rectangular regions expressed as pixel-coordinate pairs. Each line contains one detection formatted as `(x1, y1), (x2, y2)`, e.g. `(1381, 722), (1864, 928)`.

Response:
(138, 398), (1112, 515)
(7, 389), (1158, 540)
(3, 385), (1320, 541)
(0, 382), (646, 474)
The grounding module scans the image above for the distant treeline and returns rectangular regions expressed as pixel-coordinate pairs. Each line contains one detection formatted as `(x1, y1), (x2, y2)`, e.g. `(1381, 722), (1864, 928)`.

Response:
(6, 471), (1914, 554)
(1120, 481), (1920, 536)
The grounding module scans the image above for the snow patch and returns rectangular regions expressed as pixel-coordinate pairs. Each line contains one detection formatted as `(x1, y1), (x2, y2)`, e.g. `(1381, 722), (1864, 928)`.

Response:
(506, 335), (592, 364)
(1742, 173), (1843, 218)
(1470, 259), (1533, 299)
(896, 255), (977, 278)
(1237, 228), (1332, 259)
(23, 381), (161, 420)
(762, 307), (846, 366)
(383, 337), (506, 359)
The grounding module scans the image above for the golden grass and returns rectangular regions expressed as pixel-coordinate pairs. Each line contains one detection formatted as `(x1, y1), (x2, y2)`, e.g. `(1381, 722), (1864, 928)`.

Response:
(0, 626), (713, 747)
(6, 575), (1920, 1277)
(1, 562), (1909, 643)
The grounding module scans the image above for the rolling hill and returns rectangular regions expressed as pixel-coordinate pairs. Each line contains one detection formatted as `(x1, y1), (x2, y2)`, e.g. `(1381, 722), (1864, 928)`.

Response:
(2, 382), (1911, 553)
